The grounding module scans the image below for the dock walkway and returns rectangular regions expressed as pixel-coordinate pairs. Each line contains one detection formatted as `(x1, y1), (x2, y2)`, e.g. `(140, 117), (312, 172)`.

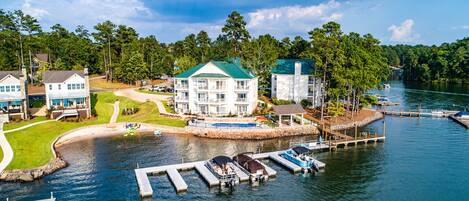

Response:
(135, 148), (328, 198)
(449, 116), (469, 129)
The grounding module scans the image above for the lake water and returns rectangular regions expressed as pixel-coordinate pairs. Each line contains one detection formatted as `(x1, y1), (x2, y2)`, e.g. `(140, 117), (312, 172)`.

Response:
(1, 81), (468, 201)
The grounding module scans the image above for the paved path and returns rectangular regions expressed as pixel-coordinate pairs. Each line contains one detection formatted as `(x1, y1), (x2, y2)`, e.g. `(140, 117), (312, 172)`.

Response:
(3, 120), (55, 134)
(114, 89), (171, 115)
(110, 101), (120, 123)
(0, 123), (13, 173)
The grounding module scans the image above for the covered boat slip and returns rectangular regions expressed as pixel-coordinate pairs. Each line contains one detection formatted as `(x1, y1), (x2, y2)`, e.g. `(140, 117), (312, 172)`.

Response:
(135, 147), (327, 198)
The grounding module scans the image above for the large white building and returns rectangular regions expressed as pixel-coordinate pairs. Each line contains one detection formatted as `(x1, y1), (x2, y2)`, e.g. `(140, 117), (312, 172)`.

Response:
(43, 68), (91, 119)
(271, 59), (322, 107)
(0, 68), (28, 121)
(174, 60), (258, 116)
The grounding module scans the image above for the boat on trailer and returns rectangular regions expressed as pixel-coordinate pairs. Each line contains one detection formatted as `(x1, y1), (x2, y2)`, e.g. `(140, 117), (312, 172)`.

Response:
(205, 156), (239, 187)
(233, 153), (269, 184)
(281, 146), (320, 173)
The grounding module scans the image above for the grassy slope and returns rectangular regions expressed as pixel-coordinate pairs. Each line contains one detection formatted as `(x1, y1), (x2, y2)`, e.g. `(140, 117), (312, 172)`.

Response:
(117, 97), (185, 127)
(136, 89), (174, 96)
(90, 78), (133, 89)
(3, 116), (48, 131)
(161, 100), (175, 114)
(5, 92), (115, 170)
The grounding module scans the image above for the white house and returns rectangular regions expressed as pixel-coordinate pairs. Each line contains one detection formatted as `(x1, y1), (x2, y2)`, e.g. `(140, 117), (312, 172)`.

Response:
(271, 59), (323, 107)
(0, 68), (28, 121)
(43, 68), (91, 119)
(174, 60), (258, 116)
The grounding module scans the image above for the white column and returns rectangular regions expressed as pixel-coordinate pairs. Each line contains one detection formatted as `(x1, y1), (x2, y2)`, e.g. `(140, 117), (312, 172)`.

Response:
(279, 115), (282, 127)
(301, 114), (304, 125)
(290, 115), (293, 127)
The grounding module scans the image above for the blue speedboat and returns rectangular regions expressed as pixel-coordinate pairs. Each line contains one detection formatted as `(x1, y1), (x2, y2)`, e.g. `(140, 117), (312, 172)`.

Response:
(281, 146), (319, 173)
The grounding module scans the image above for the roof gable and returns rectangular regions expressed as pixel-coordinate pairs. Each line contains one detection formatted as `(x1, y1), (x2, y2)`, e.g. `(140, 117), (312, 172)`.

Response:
(272, 59), (315, 75)
(43, 71), (84, 83)
(175, 60), (256, 79)
(0, 71), (20, 81)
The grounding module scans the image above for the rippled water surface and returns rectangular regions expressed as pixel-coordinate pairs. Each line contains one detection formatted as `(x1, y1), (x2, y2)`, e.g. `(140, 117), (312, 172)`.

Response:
(1, 81), (469, 201)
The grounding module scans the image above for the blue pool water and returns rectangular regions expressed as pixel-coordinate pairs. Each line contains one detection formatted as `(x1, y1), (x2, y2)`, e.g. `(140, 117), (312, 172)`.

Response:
(210, 122), (258, 128)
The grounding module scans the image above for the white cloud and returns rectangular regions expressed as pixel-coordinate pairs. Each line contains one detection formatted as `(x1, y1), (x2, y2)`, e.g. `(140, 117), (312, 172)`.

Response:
(246, 0), (343, 37)
(388, 19), (419, 43)
(20, 0), (152, 29)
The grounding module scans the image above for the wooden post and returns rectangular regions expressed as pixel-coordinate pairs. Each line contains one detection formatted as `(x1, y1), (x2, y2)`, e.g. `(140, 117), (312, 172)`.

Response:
(290, 114), (293, 127)
(383, 120), (386, 138)
(279, 115), (282, 127)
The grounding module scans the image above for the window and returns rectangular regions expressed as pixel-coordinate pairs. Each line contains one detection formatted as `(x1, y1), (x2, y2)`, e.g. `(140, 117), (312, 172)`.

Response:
(236, 80), (247, 89)
(16, 85), (20, 92)
(68, 84), (71, 90)
(58, 84), (61, 90)
(81, 83), (85, 89)
(0, 86), (4, 92)
(237, 93), (246, 101)
(49, 84), (52, 90)
(6, 86), (10, 92)
(72, 84), (76, 90)
(216, 93), (225, 102)
(215, 81), (225, 89)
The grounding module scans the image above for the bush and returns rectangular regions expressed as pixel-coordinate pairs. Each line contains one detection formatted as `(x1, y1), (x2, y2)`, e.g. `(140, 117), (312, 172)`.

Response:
(272, 98), (294, 105)
(361, 95), (378, 107)
(300, 99), (312, 108)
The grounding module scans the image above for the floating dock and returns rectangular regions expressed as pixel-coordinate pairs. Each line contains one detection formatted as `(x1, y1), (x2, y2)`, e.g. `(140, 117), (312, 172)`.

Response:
(382, 110), (458, 118)
(135, 147), (328, 198)
(449, 116), (469, 129)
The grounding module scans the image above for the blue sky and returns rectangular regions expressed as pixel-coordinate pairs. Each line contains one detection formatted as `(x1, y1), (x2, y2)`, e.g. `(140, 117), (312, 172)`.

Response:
(2, 0), (468, 45)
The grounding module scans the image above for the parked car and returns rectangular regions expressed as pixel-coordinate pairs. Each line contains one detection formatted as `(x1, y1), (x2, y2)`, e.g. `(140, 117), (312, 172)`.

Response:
(151, 86), (166, 92)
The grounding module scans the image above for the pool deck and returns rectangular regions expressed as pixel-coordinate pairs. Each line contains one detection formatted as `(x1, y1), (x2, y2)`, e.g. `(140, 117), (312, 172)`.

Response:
(135, 146), (328, 198)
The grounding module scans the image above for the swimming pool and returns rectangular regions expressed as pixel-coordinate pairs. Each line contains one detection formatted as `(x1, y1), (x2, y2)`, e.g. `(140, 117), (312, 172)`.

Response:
(210, 122), (258, 128)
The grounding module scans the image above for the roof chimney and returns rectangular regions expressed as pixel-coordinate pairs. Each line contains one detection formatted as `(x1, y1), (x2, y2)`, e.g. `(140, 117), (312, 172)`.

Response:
(84, 68), (89, 76)
(294, 61), (302, 76)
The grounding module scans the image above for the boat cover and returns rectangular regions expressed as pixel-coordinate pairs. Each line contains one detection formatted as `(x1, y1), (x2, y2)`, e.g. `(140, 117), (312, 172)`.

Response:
(212, 155), (233, 166)
(234, 154), (266, 174)
(292, 146), (310, 155)
(455, 111), (469, 117)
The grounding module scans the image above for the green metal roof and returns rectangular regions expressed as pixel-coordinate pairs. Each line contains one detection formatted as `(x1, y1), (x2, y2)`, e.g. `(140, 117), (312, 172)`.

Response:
(271, 59), (315, 75)
(192, 73), (229, 78)
(175, 60), (256, 79)
(175, 63), (205, 78)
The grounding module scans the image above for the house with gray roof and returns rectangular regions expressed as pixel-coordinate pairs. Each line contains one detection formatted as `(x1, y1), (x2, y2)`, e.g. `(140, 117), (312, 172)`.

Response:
(43, 68), (91, 119)
(271, 59), (323, 107)
(0, 68), (28, 121)
(174, 60), (258, 116)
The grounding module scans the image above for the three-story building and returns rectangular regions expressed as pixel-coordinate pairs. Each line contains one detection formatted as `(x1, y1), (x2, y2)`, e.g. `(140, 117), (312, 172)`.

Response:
(271, 59), (323, 107)
(174, 60), (258, 116)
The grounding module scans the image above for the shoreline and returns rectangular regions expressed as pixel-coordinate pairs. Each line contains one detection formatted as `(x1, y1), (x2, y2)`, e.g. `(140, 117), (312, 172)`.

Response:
(329, 109), (384, 131)
(0, 122), (321, 182)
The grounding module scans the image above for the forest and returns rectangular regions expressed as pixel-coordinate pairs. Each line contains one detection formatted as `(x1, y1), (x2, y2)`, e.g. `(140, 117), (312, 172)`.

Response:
(382, 38), (469, 83)
(0, 9), (403, 113)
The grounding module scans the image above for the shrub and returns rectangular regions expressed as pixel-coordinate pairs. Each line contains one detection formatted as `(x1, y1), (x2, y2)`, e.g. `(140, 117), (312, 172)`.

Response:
(272, 98), (294, 105)
(300, 99), (312, 108)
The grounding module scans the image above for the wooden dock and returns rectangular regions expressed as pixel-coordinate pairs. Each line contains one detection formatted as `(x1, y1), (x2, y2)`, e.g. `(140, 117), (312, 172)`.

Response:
(135, 149), (326, 198)
(382, 110), (458, 118)
(449, 116), (469, 129)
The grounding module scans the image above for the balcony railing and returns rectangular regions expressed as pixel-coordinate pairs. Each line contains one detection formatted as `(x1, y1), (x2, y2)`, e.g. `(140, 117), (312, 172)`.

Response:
(176, 96), (189, 101)
(210, 99), (225, 103)
(197, 85), (208, 90)
(235, 86), (249, 90)
(212, 86), (226, 90)
(197, 98), (208, 102)
(175, 84), (189, 89)
(236, 98), (247, 102)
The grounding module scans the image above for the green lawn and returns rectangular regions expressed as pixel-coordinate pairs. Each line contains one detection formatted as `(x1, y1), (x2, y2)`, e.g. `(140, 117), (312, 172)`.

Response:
(137, 89), (174, 96)
(4, 92), (115, 170)
(118, 97), (186, 127)
(3, 91), (185, 170)
(3, 116), (48, 131)
(162, 100), (175, 114)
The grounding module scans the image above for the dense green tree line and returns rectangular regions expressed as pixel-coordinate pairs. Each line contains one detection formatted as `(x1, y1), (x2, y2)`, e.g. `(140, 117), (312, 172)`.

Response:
(1, 9), (390, 115)
(382, 38), (469, 83)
